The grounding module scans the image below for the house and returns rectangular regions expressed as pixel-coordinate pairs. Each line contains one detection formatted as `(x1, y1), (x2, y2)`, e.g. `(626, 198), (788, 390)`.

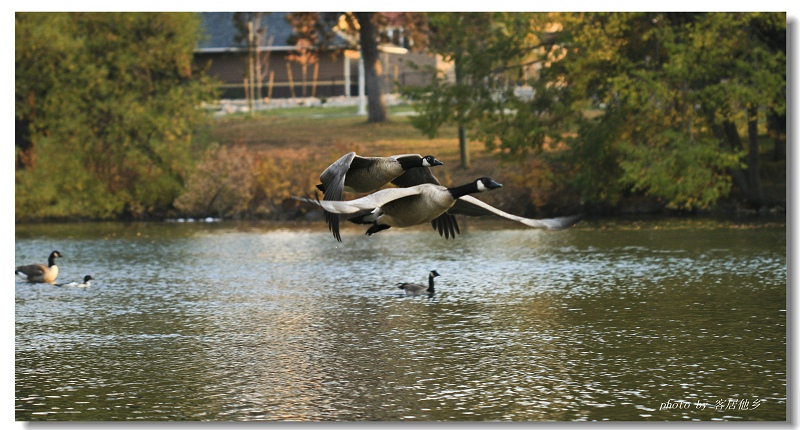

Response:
(194, 12), (437, 100)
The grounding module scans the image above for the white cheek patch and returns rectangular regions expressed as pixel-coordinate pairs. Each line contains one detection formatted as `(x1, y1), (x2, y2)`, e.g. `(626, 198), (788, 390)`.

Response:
(422, 159), (431, 167)
(476, 181), (487, 192)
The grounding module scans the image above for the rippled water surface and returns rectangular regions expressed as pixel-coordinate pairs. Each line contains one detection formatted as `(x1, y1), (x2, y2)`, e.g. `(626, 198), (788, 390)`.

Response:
(15, 217), (786, 421)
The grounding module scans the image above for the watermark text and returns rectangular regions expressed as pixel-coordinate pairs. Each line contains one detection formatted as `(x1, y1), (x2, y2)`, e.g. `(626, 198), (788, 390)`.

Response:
(659, 398), (761, 412)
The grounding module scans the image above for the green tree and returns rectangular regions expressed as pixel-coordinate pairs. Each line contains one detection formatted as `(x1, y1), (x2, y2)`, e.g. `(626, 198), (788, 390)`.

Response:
(401, 13), (558, 169)
(551, 12), (785, 209)
(15, 12), (217, 221)
(404, 12), (785, 210)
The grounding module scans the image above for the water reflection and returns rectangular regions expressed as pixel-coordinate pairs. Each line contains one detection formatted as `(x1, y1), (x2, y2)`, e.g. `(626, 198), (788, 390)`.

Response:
(15, 217), (786, 421)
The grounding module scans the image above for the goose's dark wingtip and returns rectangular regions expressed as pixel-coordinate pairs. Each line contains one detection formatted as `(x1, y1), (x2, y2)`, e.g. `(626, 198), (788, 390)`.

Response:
(566, 213), (586, 225)
(292, 191), (324, 206)
(551, 213), (585, 230)
(323, 210), (344, 242)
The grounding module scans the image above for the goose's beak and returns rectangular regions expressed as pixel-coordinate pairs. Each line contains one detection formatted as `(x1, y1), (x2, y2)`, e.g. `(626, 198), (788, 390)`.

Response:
(486, 179), (503, 189)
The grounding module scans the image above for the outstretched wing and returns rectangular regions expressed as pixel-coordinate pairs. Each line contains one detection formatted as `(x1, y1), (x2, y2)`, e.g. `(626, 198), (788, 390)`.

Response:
(317, 152), (359, 242)
(391, 164), (441, 188)
(301, 187), (424, 215)
(318, 152), (356, 197)
(452, 196), (583, 230)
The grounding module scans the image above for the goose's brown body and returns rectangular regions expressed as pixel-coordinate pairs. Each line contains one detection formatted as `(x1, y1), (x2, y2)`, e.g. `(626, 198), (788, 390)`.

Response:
(16, 251), (63, 284)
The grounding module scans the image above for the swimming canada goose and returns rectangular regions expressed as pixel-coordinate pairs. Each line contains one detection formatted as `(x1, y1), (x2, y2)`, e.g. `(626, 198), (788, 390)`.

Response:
(304, 177), (504, 236)
(55, 275), (94, 288)
(398, 270), (440, 296)
(15, 250), (63, 284)
(316, 152), (444, 241)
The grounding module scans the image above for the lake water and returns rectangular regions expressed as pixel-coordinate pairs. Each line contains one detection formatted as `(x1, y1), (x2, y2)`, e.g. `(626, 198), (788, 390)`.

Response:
(14, 216), (787, 421)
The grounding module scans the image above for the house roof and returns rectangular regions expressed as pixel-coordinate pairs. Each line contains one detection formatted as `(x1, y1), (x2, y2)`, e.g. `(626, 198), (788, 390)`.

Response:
(196, 12), (349, 53)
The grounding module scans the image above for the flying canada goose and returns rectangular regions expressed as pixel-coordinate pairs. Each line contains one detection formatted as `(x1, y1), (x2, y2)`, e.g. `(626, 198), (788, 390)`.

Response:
(302, 177), (504, 236)
(398, 270), (440, 296)
(316, 152), (444, 241)
(55, 275), (94, 288)
(300, 177), (582, 239)
(15, 250), (63, 284)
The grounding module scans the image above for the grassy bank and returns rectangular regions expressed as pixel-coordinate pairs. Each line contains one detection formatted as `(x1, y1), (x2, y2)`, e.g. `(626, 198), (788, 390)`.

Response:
(192, 106), (555, 221)
(208, 105), (457, 159)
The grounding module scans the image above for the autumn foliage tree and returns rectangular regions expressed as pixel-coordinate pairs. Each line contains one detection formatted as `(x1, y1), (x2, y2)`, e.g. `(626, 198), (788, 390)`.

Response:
(15, 13), (218, 221)
(287, 12), (428, 123)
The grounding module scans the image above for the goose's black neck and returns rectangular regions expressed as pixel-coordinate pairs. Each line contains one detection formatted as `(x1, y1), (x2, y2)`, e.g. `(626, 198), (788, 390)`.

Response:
(47, 251), (61, 267)
(427, 273), (436, 292)
(446, 182), (478, 199)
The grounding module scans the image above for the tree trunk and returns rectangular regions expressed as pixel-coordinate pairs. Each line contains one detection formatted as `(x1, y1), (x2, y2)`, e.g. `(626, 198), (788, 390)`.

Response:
(458, 125), (469, 169)
(767, 108), (786, 161)
(722, 121), (750, 195)
(15, 117), (33, 169)
(712, 122), (749, 197)
(746, 105), (765, 207)
(247, 21), (255, 115)
(455, 56), (470, 169)
(355, 12), (386, 123)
